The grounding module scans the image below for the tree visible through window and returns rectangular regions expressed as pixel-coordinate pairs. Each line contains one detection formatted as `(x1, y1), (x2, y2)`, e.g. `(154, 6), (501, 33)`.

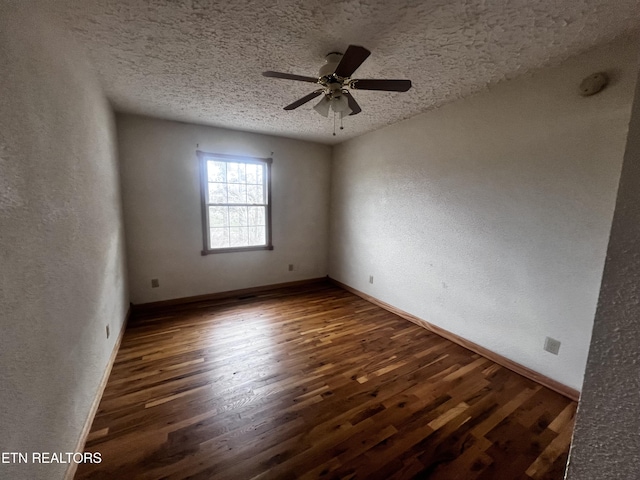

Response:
(198, 151), (273, 254)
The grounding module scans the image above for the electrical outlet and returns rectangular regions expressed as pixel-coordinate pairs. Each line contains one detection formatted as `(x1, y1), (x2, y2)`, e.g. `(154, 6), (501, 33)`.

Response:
(151, 278), (159, 288)
(288, 264), (294, 271)
(106, 324), (110, 339)
(369, 275), (374, 284)
(544, 337), (561, 355)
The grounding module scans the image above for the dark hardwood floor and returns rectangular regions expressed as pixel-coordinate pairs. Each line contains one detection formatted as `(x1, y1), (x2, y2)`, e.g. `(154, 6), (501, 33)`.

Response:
(76, 282), (576, 480)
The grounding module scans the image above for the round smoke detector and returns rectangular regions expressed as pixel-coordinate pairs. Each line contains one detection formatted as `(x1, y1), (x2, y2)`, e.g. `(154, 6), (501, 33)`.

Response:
(579, 72), (609, 96)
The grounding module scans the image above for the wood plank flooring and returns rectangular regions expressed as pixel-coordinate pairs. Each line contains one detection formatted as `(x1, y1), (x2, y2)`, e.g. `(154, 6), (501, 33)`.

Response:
(76, 282), (577, 480)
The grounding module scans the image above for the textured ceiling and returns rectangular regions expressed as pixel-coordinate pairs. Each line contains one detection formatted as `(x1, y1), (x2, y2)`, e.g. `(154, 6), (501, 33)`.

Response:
(50, 0), (640, 144)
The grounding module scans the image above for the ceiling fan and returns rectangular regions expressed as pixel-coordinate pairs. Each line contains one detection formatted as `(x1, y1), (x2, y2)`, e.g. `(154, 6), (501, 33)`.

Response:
(263, 45), (412, 131)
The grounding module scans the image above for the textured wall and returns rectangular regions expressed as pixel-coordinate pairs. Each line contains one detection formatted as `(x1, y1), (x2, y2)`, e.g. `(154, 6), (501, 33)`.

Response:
(117, 114), (331, 304)
(329, 36), (638, 391)
(0, 7), (128, 480)
(566, 56), (640, 479)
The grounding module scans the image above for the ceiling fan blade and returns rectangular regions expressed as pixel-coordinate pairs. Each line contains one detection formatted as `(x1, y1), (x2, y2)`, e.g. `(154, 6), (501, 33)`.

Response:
(334, 45), (371, 78)
(351, 79), (412, 92)
(284, 90), (324, 110)
(343, 91), (361, 115)
(263, 71), (319, 83)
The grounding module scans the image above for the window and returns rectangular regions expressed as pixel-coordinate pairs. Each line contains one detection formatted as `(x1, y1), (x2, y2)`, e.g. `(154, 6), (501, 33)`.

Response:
(197, 151), (273, 254)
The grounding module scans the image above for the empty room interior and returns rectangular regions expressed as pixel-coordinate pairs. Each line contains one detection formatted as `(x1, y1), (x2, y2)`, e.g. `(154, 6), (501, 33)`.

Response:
(3, 0), (640, 479)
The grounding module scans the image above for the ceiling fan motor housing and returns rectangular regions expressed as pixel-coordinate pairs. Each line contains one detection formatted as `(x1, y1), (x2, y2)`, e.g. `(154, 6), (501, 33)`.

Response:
(319, 52), (343, 78)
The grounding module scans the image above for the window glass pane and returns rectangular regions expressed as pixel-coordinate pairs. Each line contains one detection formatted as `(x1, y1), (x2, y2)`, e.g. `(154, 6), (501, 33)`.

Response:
(227, 162), (246, 184)
(208, 183), (227, 203)
(210, 228), (229, 249)
(246, 184), (264, 204)
(229, 227), (249, 247)
(248, 206), (265, 226)
(201, 155), (270, 252)
(246, 163), (259, 184)
(248, 226), (266, 246)
(208, 206), (228, 228)
(227, 183), (247, 204)
(228, 206), (248, 227)
(207, 161), (226, 182)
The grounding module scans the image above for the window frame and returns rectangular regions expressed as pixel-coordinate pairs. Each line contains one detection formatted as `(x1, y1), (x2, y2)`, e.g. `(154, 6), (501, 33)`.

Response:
(197, 150), (273, 255)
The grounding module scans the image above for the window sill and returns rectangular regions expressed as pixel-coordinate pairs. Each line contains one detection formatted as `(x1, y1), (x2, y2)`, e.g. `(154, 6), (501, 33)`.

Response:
(201, 245), (274, 255)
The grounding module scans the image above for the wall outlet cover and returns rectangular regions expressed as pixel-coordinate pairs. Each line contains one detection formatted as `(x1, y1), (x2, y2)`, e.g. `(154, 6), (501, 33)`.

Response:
(544, 336), (561, 355)
(151, 278), (159, 288)
(369, 275), (374, 284)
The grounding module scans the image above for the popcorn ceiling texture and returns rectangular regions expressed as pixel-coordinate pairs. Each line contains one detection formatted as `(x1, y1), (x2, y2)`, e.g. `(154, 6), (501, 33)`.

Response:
(50, 0), (640, 144)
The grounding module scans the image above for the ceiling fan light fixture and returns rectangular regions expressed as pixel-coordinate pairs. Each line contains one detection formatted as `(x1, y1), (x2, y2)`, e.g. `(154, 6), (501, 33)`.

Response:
(313, 97), (331, 117)
(331, 94), (351, 114)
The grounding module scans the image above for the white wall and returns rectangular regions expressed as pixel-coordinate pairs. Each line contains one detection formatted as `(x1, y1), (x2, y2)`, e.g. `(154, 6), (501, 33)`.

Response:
(566, 53), (640, 479)
(0, 6), (128, 480)
(117, 114), (332, 304)
(329, 36), (639, 391)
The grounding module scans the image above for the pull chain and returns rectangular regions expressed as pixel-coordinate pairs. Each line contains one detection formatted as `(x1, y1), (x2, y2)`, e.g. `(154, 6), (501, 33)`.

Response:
(333, 112), (336, 136)
(340, 115), (344, 130)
